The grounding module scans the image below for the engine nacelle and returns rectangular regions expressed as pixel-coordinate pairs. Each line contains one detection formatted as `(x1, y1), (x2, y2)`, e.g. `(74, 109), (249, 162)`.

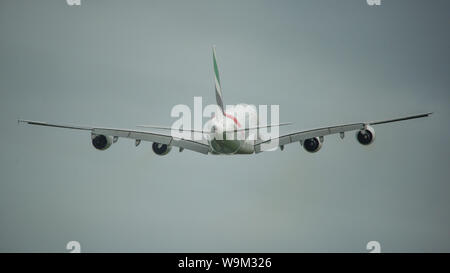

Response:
(356, 125), (375, 145)
(152, 142), (172, 155)
(91, 134), (112, 150)
(303, 137), (323, 153)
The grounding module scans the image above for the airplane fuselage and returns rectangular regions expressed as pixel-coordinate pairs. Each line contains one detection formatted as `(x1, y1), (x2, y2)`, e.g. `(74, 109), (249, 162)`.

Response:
(208, 103), (258, 154)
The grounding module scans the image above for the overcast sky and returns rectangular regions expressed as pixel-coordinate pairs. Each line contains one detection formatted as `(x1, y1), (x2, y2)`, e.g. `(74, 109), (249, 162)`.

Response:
(0, 0), (449, 252)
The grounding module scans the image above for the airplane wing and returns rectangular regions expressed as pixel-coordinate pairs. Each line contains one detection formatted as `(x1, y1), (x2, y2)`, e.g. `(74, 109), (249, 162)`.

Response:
(18, 119), (210, 155)
(254, 112), (433, 153)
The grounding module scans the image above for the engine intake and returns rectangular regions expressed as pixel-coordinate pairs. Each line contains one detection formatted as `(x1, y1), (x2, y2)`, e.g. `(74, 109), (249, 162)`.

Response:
(152, 142), (172, 155)
(91, 134), (112, 150)
(356, 125), (375, 145)
(303, 137), (323, 153)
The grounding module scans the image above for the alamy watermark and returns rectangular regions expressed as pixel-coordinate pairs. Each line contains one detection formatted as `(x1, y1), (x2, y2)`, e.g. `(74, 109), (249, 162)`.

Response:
(66, 241), (81, 253)
(366, 241), (381, 253)
(169, 97), (280, 150)
(367, 0), (381, 6)
(66, 0), (81, 6)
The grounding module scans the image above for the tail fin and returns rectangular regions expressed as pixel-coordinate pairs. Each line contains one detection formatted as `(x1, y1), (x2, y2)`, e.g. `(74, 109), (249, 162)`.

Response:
(213, 46), (225, 115)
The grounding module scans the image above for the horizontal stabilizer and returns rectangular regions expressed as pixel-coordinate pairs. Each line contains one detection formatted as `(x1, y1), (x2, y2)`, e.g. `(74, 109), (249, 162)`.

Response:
(136, 122), (293, 133)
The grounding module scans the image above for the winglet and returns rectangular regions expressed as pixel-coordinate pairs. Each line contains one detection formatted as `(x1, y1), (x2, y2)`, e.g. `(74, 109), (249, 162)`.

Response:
(369, 112), (433, 125)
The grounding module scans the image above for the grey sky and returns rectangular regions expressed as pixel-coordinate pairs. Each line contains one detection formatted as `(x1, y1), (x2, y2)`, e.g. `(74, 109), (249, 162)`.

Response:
(0, 0), (449, 252)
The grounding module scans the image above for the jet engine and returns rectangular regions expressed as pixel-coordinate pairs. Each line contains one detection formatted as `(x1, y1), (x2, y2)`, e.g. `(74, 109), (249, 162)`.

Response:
(303, 137), (323, 153)
(356, 125), (375, 145)
(152, 142), (172, 155)
(91, 134), (113, 150)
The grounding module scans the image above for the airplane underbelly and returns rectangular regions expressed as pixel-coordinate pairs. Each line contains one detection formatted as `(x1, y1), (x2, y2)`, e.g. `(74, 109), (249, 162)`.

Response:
(209, 139), (254, 155)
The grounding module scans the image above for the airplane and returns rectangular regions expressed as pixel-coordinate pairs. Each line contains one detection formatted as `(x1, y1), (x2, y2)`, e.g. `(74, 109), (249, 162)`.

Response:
(18, 46), (432, 156)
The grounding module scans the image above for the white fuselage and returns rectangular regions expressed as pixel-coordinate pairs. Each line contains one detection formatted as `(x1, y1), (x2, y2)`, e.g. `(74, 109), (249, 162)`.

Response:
(207, 104), (258, 154)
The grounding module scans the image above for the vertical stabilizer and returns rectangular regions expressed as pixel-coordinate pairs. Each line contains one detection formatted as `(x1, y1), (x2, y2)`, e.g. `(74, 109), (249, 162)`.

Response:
(213, 46), (225, 115)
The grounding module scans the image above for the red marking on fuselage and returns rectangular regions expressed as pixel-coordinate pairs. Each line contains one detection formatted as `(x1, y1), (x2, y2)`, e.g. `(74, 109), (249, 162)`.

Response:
(224, 113), (241, 128)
